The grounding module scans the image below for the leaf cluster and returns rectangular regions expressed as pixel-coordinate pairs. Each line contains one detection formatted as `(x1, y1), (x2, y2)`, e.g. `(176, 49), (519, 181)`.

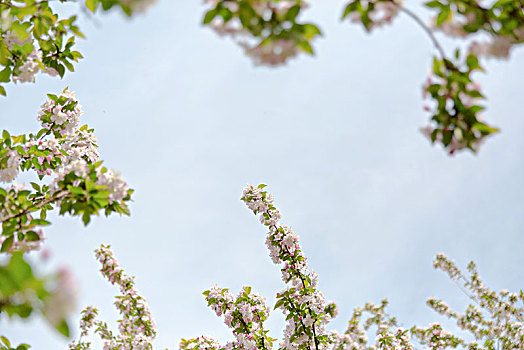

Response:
(203, 0), (321, 57)
(0, 252), (71, 337)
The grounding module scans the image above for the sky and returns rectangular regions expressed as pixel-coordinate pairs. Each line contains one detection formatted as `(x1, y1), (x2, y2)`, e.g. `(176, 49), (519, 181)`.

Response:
(1, 0), (524, 349)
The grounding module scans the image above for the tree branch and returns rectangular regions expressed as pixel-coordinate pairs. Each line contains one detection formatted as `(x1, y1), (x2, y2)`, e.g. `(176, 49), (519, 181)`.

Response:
(393, 2), (447, 60)
(0, 190), (69, 222)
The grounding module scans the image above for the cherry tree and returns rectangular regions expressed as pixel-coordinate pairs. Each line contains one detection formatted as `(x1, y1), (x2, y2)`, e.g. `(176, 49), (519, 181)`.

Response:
(68, 185), (524, 349)
(1, 0), (522, 349)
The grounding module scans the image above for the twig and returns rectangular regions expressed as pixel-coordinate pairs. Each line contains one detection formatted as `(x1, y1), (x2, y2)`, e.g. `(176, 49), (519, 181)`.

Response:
(393, 2), (447, 60)
(0, 190), (69, 222)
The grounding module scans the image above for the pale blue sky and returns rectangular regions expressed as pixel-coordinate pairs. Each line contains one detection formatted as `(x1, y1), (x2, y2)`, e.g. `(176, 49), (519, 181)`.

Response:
(1, 1), (524, 349)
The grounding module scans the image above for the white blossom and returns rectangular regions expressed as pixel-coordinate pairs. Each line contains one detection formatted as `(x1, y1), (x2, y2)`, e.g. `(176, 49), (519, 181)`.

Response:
(0, 150), (20, 183)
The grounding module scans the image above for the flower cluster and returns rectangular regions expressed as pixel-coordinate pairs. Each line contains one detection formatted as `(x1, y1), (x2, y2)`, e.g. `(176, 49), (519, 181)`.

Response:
(0, 90), (132, 254)
(342, 0), (402, 32)
(341, 0), (503, 155)
(0, 89), (95, 184)
(375, 327), (413, 350)
(1, 31), (59, 85)
(22, 139), (63, 177)
(202, 0), (321, 66)
(0, 150), (19, 183)
(0, 183), (51, 253)
(410, 323), (462, 349)
(242, 184), (339, 350)
(180, 185), (342, 350)
(180, 336), (223, 350)
(327, 299), (399, 350)
(422, 254), (524, 349)
(96, 169), (129, 203)
(62, 129), (100, 164)
(419, 55), (497, 154)
(430, 10), (521, 60)
(202, 285), (272, 350)
(468, 29), (524, 60)
(0, 224), (46, 253)
(79, 306), (98, 337)
(240, 39), (301, 67)
(37, 90), (82, 136)
(429, 0), (524, 60)
(431, 14), (470, 38)
(43, 266), (78, 329)
(70, 245), (158, 350)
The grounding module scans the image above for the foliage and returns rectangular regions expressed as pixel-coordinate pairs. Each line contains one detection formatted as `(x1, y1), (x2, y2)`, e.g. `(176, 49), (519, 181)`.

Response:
(1, 335), (30, 350)
(177, 185), (524, 350)
(1, 0), (522, 348)
(0, 89), (132, 254)
(202, 0), (524, 154)
(0, 0), (150, 346)
(0, 0), (156, 96)
(0, 252), (76, 337)
(202, 0), (321, 66)
(0, 88), (133, 342)
(65, 185), (524, 349)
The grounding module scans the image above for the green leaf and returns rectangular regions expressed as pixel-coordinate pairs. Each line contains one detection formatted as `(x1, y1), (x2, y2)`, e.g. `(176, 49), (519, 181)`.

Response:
(425, 1), (443, 8)
(302, 24), (321, 40)
(469, 105), (485, 114)
(25, 231), (41, 241)
(57, 65), (65, 78)
(436, 6), (451, 26)
(8, 252), (33, 283)
(62, 60), (75, 72)
(31, 218), (51, 226)
(297, 40), (313, 54)
(473, 123), (499, 134)
(203, 9), (218, 24)
(0, 85), (5, 97)
(54, 319), (70, 337)
(442, 130), (452, 146)
(85, 180), (95, 192)
(432, 57), (444, 77)
(0, 67), (11, 83)
(342, 2), (358, 19)
(20, 42), (34, 55)
(285, 5), (301, 21)
(1, 235), (14, 252)
(492, 0), (515, 6)
(12, 135), (26, 144)
(68, 186), (84, 196)
(116, 203), (130, 216)
(82, 212), (91, 226)
(10, 22), (31, 41)
(1, 336), (10, 347)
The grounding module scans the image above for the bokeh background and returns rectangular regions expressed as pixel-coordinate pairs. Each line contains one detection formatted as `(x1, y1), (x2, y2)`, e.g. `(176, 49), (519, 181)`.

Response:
(1, 0), (523, 348)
